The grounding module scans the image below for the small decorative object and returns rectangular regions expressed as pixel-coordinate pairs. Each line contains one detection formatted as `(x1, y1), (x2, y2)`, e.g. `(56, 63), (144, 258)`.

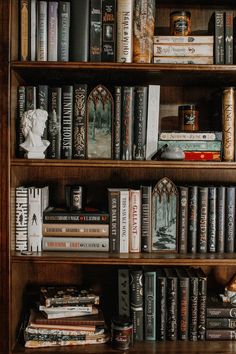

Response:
(111, 316), (133, 350)
(152, 177), (178, 252)
(160, 146), (184, 160)
(179, 104), (199, 131)
(65, 184), (86, 211)
(224, 274), (236, 304)
(20, 109), (50, 159)
(170, 10), (191, 36)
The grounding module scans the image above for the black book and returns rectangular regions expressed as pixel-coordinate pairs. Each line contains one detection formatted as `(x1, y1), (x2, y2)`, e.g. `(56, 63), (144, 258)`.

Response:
(61, 85), (73, 159)
(195, 268), (207, 341)
(225, 11), (233, 65)
(113, 86), (122, 160)
(133, 86), (148, 161)
(175, 268), (189, 341)
(207, 318), (236, 329)
(178, 186), (188, 254)
(121, 86), (134, 160)
(58, 1), (71, 61)
(70, 0), (89, 61)
(90, 0), (102, 62)
(164, 267), (178, 341)
(198, 186), (208, 254)
(206, 329), (236, 340)
(214, 11), (224, 64)
(156, 268), (167, 341)
(225, 186), (236, 253)
(17, 86), (26, 157)
(188, 186), (198, 253)
(130, 269), (143, 341)
(118, 268), (130, 318)
(144, 270), (156, 340)
(207, 295), (236, 318)
(101, 0), (116, 62)
(208, 186), (217, 253)
(72, 84), (87, 159)
(141, 185), (152, 253)
(47, 87), (62, 159)
(26, 86), (36, 110)
(216, 186), (226, 253)
(37, 85), (48, 140)
(186, 267), (199, 341)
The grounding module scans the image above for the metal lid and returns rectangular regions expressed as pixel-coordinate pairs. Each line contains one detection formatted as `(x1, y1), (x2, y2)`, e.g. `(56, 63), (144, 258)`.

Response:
(178, 104), (198, 110)
(170, 10), (191, 18)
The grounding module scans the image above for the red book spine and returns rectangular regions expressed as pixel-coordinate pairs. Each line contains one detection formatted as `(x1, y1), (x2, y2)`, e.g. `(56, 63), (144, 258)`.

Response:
(184, 151), (221, 161)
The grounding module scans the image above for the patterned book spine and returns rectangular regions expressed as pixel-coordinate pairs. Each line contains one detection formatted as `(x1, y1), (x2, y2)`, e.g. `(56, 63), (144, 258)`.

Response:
(176, 268), (189, 341)
(225, 186), (236, 253)
(30, 0), (36, 60)
(207, 318), (236, 329)
(225, 11), (233, 65)
(101, 0), (116, 62)
(198, 187), (208, 254)
(214, 11), (224, 64)
(73, 84), (87, 159)
(113, 86), (122, 160)
(208, 186), (217, 253)
(129, 189), (141, 253)
(108, 189), (120, 253)
(145, 85), (160, 160)
(116, 0), (134, 63)
(42, 237), (109, 251)
(154, 44), (213, 57)
(58, 1), (71, 61)
(159, 131), (222, 141)
(130, 269), (143, 341)
(37, 1), (48, 61)
(61, 85), (73, 159)
(121, 86), (134, 160)
(118, 268), (130, 318)
(15, 186), (28, 251)
(144, 271), (156, 340)
(48, 1), (58, 61)
(164, 268), (178, 341)
(195, 268), (207, 341)
(90, 0), (102, 62)
(48, 87), (62, 159)
(37, 85), (49, 140)
(153, 56), (214, 65)
(141, 185), (152, 253)
(133, 86), (148, 160)
(119, 190), (129, 253)
(20, 0), (30, 61)
(133, 0), (155, 63)
(158, 140), (222, 152)
(156, 268), (167, 341)
(217, 186), (226, 253)
(26, 86), (36, 110)
(178, 186), (188, 254)
(187, 268), (199, 341)
(188, 186), (198, 253)
(154, 35), (214, 44)
(222, 87), (235, 162)
(17, 86), (26, 157)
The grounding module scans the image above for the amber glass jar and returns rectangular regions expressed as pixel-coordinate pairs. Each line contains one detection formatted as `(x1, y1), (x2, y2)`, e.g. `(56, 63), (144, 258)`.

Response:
(170, 11), (191, 36)
(179, 105), (199, 131)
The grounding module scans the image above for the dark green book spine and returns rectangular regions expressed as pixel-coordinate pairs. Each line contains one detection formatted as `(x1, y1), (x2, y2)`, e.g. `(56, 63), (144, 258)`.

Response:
(188, 186), (198, 253)
(48, 87), (62, 159)
(121, 86), (134, 160)
(113, 86), (122, 160)
(61, 85), (73, 159)
(144, 271), (156, 340)
(133, 86), (148, 161)
(215, 11), (224, 64)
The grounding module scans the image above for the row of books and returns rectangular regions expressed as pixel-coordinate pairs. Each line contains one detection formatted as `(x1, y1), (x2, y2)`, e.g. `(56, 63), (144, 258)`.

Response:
(118, 267), (207, 341)
(20, 0), (156, 63)
(17, 84), (160, 160)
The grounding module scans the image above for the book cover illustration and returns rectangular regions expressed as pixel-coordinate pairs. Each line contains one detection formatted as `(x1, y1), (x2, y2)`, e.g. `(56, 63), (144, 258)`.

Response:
(87, 85), (113, 159)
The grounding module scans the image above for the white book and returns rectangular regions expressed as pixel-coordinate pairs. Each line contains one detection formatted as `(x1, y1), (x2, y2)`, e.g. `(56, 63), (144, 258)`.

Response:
(116, 0), (134, 63)
(153, 56), (214, 65)
(145, 85), (160, 160)
(15, 186), (28, 251)
(41, 308), (98, 319)
(30, 0), (36, 60)
(37, 1), (48, 61)
(153, 35), (214, 44)
(154, 44), (214, 57)
(129, 189), (141, 253)
(119, 190), (129, 253)
(39, 304), (93, 313)
(48, 1), (58, 61)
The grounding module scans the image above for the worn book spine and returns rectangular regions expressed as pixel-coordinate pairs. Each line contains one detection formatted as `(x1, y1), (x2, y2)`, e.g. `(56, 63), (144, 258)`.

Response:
(198, 187), (208, 254)
(48, 87), (62, 159)
(178, 186), (188, 253)
(207, 318), (236, 329)
(133, 0), (155, 63)
(70, 0), (89, 61)
(153, 56), (214, 64)
(154, 44), (213, 57)
(164, 268), (178, 341)
(108, 189), (120, 253)
(61, 85), (73, 159)
(208, 186), (217, 253)
(133, 86), (148, 160)
(159, 131), (222, 141)
(72, 84), (87, 159)
(176, 268), (189, 341)
(113, 86), (122, 160)
(225, 11), (234, 64)
(141, 185), (152, 252)
(101, 0), (116, 62)
(118, 268), (130, 318)
(225, 186), (236, 253)
(130, 269), (143, 341)
(26, 86), (36, 110)
(145, 85), (160, 160)
(206, 330), (236, 340)
(158, 140), (222, 152)
(144, 271), (156, 340)
(195, 268), (207, 341)
(121, 86), (134, 160)
(187, 268), (199, 341)
(188, 186), (198, 253)
(129, 189), (141, 253)
(42, 223), (109, 237)
(15, 186), (28, 251)
(42, 236), (109, 251)
(90, 0), (102, 62)
(37, 1), (48, 61)
(216, 186), (226, 253)
(58, 1), (71, 61)
(119, 190), (129, 253)
(17, 86), (26, 157)
(20, 0), (30, 61)
(215, 11), (224, 64)
(154, 35), (214, 44)
(30, 0), (36, 60)
(222, 87), (235, 162)
(48, 1), (58, 61)
(116, 0), (134, 63)
(207, 304), (236, 318)
(156, 268), (167, 341)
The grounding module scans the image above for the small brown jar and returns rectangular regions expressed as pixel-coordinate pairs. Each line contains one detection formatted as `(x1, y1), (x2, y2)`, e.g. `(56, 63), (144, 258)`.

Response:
(111, 317), (133, 350)
(170, 11), (191, 36)
(179, 105), (199, 131)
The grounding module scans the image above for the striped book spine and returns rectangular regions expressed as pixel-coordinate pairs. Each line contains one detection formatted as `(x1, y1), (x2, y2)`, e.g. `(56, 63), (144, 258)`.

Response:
(15, 186), (28, 251)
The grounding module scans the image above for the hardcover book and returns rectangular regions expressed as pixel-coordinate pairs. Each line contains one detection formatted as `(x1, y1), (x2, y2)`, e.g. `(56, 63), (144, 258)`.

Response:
(42, 223), (109, 237)
(30, 0), (36, 60)
(144, 270), (156, 340)
(225, 186), (236, 253)
(222, 87), (235, 162)
(58, 1), (71, 61)
(197, 186), (208, 253)
(101, 0), (116, 62)
(154, 36), (214, 44)
(164, 267), (178, 341)
(36, 0), (47, 61)
(184, 151), (221, 161)
(158, 140), (222, 152)
(108, 188), (120, 253)
(225, 11), (233, 64)
(178, 186), (188, 254)
(121, 86), (134, 160)
(129, 189), (141, 253)
(47, 87), (62, 159)
(188, 186), (198, 253)
(130, 269), (143, 341)
(207, 296), (236, 318)
(145, 85), (160, 160)
(90, 0), (102, 62)
(186, 267), (199, 341)
(42, 236), (109, 251)
(113, 86), (122, 159)
(141, 185), (152, 252)
(159, 131), (222, 141)
(216, 186), (226, 253)
(48, 1), (58, 61)
(215, 11), (224, 64)
(116, 0), (134, 63)
(43, 207), (109, 224)
(61, 85), (73, 159)
(153, 56), (214, 64)
(195, 268), (207, 341)
(15, 186), (28, 251)
(17, 86), (26, 157)
(118, 268), (130, 318)
(175, 268), (189, 340)
(208, 186), (217, 253)
(73, 84), (88, 159)
(119, 189), (129, 253)
(156, 268), (167, 341)
(207, 318), (236, 329)
(153, 44), (213, 57)
(26, 86), (36, 110)
(133, 86), (148, 160)
(20, 0), (30, 61)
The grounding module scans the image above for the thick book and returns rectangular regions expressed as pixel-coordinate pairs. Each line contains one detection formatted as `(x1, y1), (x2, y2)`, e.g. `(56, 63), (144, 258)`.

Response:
(145, 85), (160, 159)
(154, 44), (213, 57)
(207, 318), (236, 329)
(154, 35), (214, 44)
(133, 86), (148, 160)
(58, 1), (71, 61)
(113, 86), (122, 160)
(225, 186), (236, 253)
(129, 189), (141, 253)
(158, 140), (222, 152)
(195, 268), (207, 341)
(70, 0), (89, 61)
(206, 329), (236, 340)
(20, 0), (30, 61)
(47, 87), (62, 159)
(121, 86), (134, 160)
(216, 186), (226, 253)
(42, 236), (109, 251)
(159, 131), (222, 141)
(101, 0), (116, 62)
(133, 0), (155, 63)
(197, 186), (208, 253)
(178, 186), (188, 254)
(156, 268), (167, 341)
(208, 186), (217, 253)
(164, 268), (178, 341)
(144, 270), (156, 340)
(188, 186), (198, 253)
(36, 0), (47, 61)
(90, 0), (102, 62)
(225, 11), (233, 65)
(186, 267), (199, 341)
(116, 0), (134, 63)
(141, 185), (152, 252)
(222, 87), (235, 162)
(130, 269), (143, 341)
(15, 186), (28, 251)
(118, 268), (130, 318)
(153, 56), (214, 64)
(207, 296), (236, 318)
(42, 223), (109, 237)
(61, 85), (73, 159)
(73, 84), (87, 159)
(43, 207), (109, 224)
(175, 268), (189, 340)
(47, 1), (58, 61)
(214, 11), (224, 64)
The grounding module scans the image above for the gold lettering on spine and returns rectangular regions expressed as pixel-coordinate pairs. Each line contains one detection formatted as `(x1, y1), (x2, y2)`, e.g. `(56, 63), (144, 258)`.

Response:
(222, 87), (235, 161)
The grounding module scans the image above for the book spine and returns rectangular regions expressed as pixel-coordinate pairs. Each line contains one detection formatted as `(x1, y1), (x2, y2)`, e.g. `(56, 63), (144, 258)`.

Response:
(129, 189), (141, 253)
(154, 35), (214, 44)
(153, 56), (214, 64)
(216, 186), (226, 253)
(61, 85), (73, 159)
(197, 271), (207, 340)
(37, 85), (49, 141)
(101, 0), (116, 62)
(119, 190), (129, 253)
(188, 186), (198, 253)
(58, 1), (71, 61)
(113, 86), (122, 160)
(48, 87), (62, 159)
(118, 269), (130, 318)
(145, 85), (160, 159)
(20, 0), (30, 61)
(206, 330), (236, 340)
(42, 224), (109, 237)
(207, 307), (236, 318)
(15, 186), (28, 251)
(208, 186), (217, 253)
(108, 189), (120, 253)
(43, 212), (109, 224)
(133, 0), (155, 63)
(141, 185), (152, 252)
(30, 0), (36, 60)
(72, 84), (87, 159)
(90, 0), (102, 62)
(198, 187), (208, 253)
(17, 86), (26, 157)
(178, 186), (188, 253)
(37, 1), (48, 61)
(225, 11), (234, 64)
(133, 86), (148, 160)
(130, 269), (143, 341)
(154, 44), (213, 57)
(215, 11), (224, 64)
(144, 271), (156, 340)
(26, 86), (36, 110)
(28, 187), (44, 252)
(225, 186), (236, 253)
(42, 237), (109, 251)
(121, 86), (134, 160)
(207, 318), (236, 329)
(156, 270), (167, 341)
(70, 0), (89, 61)
(188, 272), (199, 341)
(165, 273), (178, 340)
(158, 140), (222, 152)
(222, 87), (235, 162)
(178, 274), (189, 340)
(184, 151), (221, 161)
(116, 0), (134, 63)
(48, 1), (58, 61)
(159, 131), (222, 141)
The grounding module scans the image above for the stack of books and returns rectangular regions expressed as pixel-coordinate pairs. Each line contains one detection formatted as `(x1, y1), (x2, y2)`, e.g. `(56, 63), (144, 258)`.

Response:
(24, 285), (109, 348)
(153, 36), (214, 65)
